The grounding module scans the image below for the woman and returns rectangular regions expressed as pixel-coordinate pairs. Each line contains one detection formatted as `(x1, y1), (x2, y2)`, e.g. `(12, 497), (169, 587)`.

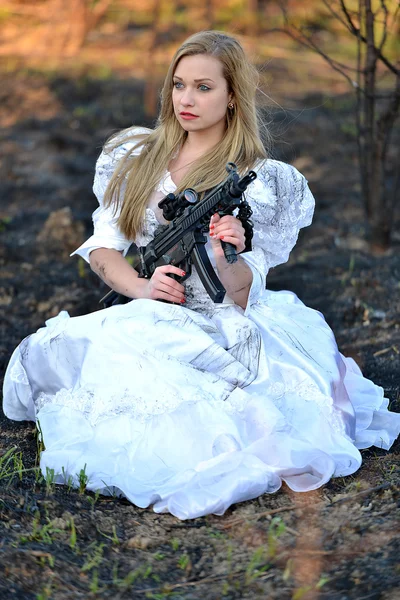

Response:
(3, 31), (399, 519)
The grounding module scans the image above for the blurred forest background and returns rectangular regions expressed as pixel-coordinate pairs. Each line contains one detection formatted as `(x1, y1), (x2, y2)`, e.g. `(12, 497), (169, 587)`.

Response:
(1, 0), (399, 246)
(0, 0), (397, 107)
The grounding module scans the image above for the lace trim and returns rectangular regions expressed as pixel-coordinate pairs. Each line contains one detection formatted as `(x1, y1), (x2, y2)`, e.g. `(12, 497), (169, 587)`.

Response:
(35, 384), (245, 426)
(268, 379), (346, 435)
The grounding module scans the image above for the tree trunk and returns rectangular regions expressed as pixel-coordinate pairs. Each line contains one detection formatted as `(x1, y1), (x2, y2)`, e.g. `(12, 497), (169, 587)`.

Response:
(205, 0), (214, 29)
(367, 141), (390, 251)
(363, 0), (377, 221)
(144, 0), (163, 117)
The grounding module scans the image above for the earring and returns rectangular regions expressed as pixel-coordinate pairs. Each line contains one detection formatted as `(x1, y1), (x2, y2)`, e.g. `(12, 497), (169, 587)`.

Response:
(228, 102), (234, 110)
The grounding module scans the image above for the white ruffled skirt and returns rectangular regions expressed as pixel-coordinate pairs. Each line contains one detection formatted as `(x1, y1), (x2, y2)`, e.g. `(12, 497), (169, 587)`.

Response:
(3, 290), (399, 519)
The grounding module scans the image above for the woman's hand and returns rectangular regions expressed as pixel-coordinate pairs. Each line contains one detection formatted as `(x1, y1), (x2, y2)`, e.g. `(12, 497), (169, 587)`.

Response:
(90, 248), (186, 304)
(207, 213), (252, 309)
(209, 213), (246, 258)
(144, 265), (186, 304)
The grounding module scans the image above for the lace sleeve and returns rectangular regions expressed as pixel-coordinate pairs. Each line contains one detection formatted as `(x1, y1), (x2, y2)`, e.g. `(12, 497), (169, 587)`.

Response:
(71, 127), (150, 263)
(241, 159), (315, 314)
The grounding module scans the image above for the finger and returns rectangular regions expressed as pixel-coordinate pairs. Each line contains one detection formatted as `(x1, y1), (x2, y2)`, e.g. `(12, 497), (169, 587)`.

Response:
(155, 291), (186, 304)
(217, 214), (236, 225)
(161, 277), (185, 294)
(209, 213), (221, 232)
(158, 271), (185, 289)
(218, 236), (245, 251)
(211, 227), (243, 239)
(157, 279), (185, 294)
(210, 213), (221, 224)
(152, 275), (185, 296)
(215, 216), (241, 231)
(152, 282), (185, 302)
(156, 265), (186, 277)
(212, 217), (244, 231)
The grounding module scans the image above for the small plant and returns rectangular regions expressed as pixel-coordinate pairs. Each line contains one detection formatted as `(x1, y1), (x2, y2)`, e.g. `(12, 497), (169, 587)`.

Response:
(177, 553), (190, 570)
(341, 254), (356, 285)
(98, 524), (119, 545)
(69, 517), (77, 551)
(170, 537), (180, 551)
(62, 466), (74, 491)
(207, 528), (225, 539)
(89, 569), (100, 593)
(38, 553), (55, 568)
(116, 564), (153, 591)
(245, 546), (270, 586)
(0, 446), (31, 486)
(81, 542), (105, 573)
(154, 552), (165, 561)
(112, 561), (120, 585)
(78, 464), (89, 494)
(142, 565), (153, 579)
(20, 511), (62, 545)
(267, 517), (286, 559)
(35, 420), (45, 462)
(0, 446), (18, 483)
(77, 257), (86, 278)
(0, 216), (12, 232)
(293, 576), (329, 599)
(12, 450), (24, 481)
(222, 580), (231, 596)
(36, 586), (52, 600)
(87, 489), (101, 510)
(45, 467), (56, 495)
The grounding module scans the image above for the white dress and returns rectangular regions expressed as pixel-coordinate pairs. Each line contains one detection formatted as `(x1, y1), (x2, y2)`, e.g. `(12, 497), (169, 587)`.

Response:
(3, 131), (400, 519)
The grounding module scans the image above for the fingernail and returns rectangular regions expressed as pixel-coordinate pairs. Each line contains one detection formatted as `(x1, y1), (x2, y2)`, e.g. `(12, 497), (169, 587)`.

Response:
(220, 236), (224, 240)
(181, 271), (186, 276)
(180, 298), (185, 303)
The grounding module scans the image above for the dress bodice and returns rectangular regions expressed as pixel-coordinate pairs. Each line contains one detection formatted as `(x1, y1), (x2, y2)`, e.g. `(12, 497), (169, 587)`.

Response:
(138, 171), (235, 314)
(71, 128), (316, 314)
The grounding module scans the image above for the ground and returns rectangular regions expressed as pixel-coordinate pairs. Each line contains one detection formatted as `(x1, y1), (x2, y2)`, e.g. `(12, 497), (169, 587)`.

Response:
(0, 71), (399, 600)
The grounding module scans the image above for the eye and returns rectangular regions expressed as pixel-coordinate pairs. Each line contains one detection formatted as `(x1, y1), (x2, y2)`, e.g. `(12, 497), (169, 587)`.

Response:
(173, 81), (184, 89)
(199, 84), (210, 91)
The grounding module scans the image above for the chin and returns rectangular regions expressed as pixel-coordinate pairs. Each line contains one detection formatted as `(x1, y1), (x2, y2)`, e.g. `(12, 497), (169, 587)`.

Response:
(179, 121), (202, 131)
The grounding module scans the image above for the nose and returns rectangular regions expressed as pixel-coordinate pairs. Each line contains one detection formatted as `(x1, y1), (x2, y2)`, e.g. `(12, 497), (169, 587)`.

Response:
(180, 88), (195, 107)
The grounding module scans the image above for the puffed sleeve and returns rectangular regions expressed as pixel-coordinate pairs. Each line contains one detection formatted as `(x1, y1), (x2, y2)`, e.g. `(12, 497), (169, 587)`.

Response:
(240, 159), (315, 315)
(71, 127), (149, 263)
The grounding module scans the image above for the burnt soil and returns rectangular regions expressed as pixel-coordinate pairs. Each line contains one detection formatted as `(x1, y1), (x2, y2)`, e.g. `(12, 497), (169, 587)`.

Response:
(0, 72), (399, 600)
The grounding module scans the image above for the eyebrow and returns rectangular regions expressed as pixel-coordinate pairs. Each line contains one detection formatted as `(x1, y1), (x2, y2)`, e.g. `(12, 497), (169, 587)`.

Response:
(173, 76), (215, 83)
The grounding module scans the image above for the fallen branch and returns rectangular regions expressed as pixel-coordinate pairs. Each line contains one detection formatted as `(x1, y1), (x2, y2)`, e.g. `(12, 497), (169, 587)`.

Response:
(329, 482), (393, 505)
(126, 570), (275, 597)
(221, 504), (297, 530)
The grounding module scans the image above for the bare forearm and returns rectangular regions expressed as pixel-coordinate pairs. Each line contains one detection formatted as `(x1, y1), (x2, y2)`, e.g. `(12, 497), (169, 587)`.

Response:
(89, 248), (148, 299)
(214, 255), (252, 309)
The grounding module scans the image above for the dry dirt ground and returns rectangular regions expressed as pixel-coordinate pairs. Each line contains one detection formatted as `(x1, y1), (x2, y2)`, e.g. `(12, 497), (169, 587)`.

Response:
(0, 72), (399, 600)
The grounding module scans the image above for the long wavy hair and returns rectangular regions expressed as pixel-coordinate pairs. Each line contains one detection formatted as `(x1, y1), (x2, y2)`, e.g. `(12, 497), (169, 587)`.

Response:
(103, 30), (269, 240)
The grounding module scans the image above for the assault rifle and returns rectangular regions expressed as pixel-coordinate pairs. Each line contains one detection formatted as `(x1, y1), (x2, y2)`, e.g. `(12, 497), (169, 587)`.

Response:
(101, 162), (257, 308)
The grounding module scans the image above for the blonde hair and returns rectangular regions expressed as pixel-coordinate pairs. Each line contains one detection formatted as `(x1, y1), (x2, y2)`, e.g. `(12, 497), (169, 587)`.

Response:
(104, 30), (269, 240)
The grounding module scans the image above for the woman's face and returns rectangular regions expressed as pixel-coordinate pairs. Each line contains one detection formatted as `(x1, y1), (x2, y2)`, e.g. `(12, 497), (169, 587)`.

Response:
(172, 54), (231, 137)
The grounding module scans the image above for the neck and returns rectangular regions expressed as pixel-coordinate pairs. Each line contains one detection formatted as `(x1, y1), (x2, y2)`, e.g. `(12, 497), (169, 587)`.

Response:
(184, 125), (226, 155)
